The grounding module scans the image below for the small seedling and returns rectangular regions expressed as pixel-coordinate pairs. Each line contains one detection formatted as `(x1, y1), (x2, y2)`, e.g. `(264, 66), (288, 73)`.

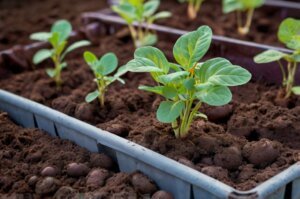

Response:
(178, 0), (205, 20)
(254, 18), (300, 99)
(223, 0), (265, 35)
(125, 26), (251, 138)
(31, 20), (91, 87)
(112, 0), (171, 48)
(84, 51), (127, 107)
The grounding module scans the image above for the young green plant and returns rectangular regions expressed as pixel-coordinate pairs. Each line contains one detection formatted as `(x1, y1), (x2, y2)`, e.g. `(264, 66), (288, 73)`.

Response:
(112, 0), (171, 47)
(125, 26), (251, 138)
(31, 20), (91, 87)
(223, 0), (265, 35)
(84, 51), (127, 107)
(178, 0), (205, 20)
(254, 18), (300, 99)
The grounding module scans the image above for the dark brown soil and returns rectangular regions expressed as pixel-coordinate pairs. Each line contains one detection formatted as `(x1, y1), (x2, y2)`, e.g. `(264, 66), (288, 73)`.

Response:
(0, 111), (172, 198)
(0, 0), (107, 51)
(159, 0), (299, 47)
(1, 32), (300, 191)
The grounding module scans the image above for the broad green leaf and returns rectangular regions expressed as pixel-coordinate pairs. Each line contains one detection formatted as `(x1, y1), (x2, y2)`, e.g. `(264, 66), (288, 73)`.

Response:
(198, 57), (251, 86)
(134, 46), (169, 73)
(162, 86), (177, 99)
(49, 32), (60, 47)
(287, 35), (300, 50)
(140, 33), (157, 46)
(152, 11), (172, 20)
(46, 68), (56, 78)
(254, 50), (287, 63)
(157, 101), (185, 123)
(143, 0), (159, 17)
(126, 58), (164, 72)
(222, 0), (242, 13)
(240, 0), (264, 9)
(51, 20), (72, 43)
(30, 32), (52, 41)
(139, 85), (164, 95)
(183, 78), (195, 90)
(112, 3), (136, 24)
(97, 53), (118, 76)
(61, 40), (91, 60)
(83, 51), (98, 68)
(173, 26), (212, 69)
(196, 85), (232, 106)
(157, 71), (189, 84)
(292, 86), (300, 95)
(195, 112), (208, 120)
(292, 54), (300, 62)
(169, 62), (183, 72)
(278, 18), (300, 45)
(33, 49), (52, 64)
(85, 90), (100, 103)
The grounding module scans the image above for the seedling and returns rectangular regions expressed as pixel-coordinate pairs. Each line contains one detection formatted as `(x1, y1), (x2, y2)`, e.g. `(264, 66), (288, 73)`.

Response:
(112, 0), (171, 47)
(84, 51), (127, 107)
(223, 0), (265, 35)
(31, 20), (91, 87)
(254, 18), (300, 99)
(178, 0), (205, 20)
(125, 26), (251, 138)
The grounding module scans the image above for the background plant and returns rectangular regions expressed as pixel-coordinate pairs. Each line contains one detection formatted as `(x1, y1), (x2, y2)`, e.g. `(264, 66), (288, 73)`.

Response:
(84, 51), (127, 107)
(254, 18), (300, 99)
(125, 26), (251, 138)
(223, 0), (265, 35)
(112, 0), (171, 48)
(31, 20), (91, 87)
(177, 0), (205, 20)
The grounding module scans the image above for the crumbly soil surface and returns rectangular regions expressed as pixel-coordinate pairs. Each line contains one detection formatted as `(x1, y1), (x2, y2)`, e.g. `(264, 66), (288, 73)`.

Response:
(1, 32), (300, 191)
(0, 111), (171, 198)
(159, 0), (299, 47)
(0, 0), (107, 51)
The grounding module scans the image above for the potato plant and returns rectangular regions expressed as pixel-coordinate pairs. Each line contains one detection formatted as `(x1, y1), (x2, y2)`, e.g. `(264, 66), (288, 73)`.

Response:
(254, 18), (300, 99)
(84, 51), (127, 107)
(223, 0), (265, 35)
(178, 0), (205, 20)
(31, 20), (91, 87)
(125, 26), (251, 138)
(112, 0), (171, 48)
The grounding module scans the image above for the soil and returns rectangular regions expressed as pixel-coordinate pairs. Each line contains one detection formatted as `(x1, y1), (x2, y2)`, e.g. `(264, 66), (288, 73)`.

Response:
(0, 0), (107, 51)
(1, 31), (300, 191)
(0, 111), (172, 198)
(158, 0), (299, 47)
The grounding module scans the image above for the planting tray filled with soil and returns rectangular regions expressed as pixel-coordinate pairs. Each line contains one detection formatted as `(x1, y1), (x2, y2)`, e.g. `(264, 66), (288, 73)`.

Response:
(0, 110), (172, 198)
(1, 10), (300, 199)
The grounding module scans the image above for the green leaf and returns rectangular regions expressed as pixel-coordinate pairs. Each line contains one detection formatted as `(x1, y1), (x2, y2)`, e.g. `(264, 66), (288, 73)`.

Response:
(162, 86), (177, 99)
(157, 71), (189, 84)
(134, 46), (169, 73)
(240, 0), (264, 9)
(30, 32), (52, 41)
(222, 0), (242, 13)
(287, 35), (300, 50)
(143, 0), (159, 17)
(61, 40), (91, 60)
(83, 51), (98, 68)
(278, 18), (300, 46)
(196, 85), (232, 106)
(157, 101), (185, 123)
(46, 68), (56, 78)
(183, 78), (195, 90)
(51, 20), (72, 43)
(112, 3), (136, 24)
(139, 85), (164, 95)
(292, 86), (300, 95)
(198, 58), (251, 86)
(173, 26), (212, 69)
(126, 58), (164, 72)
(33, 49), (52, 64)
(140, 33), (157, 46)
(195, 112), (208, 120)
(85, 90), (100, 103)
(96, 53), (118, 76)
(152, 11), (172, 20)
(254, 50), (287, 63)
(49, 32), (60, 47)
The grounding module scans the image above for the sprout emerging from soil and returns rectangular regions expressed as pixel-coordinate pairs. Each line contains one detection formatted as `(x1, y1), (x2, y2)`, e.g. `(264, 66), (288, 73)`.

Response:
(31, 20), (91, 87)
(178, 0), (205, 20)
(84, 51), (127, 107)
(125, 26), (252, 138)
(112, 0), (171, 48)
(222, 0), (265, 35)
(254, 18), (300, 99)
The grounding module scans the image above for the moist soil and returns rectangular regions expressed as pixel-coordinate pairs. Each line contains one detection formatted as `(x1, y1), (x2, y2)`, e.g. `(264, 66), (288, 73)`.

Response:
(0, 111), (172, 198)
(1, 31), (300, 191)
(0, 0), (107, 51)
(159, 0), (298, 47)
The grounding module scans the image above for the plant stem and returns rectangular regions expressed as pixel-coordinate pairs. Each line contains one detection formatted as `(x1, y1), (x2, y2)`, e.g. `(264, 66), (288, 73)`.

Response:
(54, 57), (62, 88)
(128, 25), (138, 48)
(97, 78), (106, 107)
(277, 60), (287, 86)
(237, 8), (254, 35)
(285, 62), (298, 98)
